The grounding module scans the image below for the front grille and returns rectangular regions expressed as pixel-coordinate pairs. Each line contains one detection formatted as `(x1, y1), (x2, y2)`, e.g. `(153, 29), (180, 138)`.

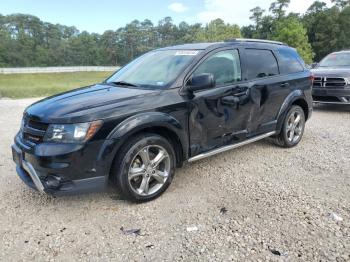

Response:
(21, 117), (48, 145)
(313, 77), (347, 89)
(313, 77), (322, 88)
(28, 119), (48, 131)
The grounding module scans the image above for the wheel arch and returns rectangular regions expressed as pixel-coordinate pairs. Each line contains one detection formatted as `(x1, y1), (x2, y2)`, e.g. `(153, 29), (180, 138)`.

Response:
(276, 90), (309, 134)
(97, 112), (189, 179)
(291, 98), (309, 120)
(115, 126), (186, 168)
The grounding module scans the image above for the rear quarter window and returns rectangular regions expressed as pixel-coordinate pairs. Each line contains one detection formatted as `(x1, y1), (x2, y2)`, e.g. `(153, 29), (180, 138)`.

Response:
(244, 49), (279, 80)
(277, 48), (305, 74)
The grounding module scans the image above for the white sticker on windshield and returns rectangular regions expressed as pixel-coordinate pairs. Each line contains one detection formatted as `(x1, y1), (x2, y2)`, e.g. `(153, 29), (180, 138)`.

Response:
(175, 50), (199, 56)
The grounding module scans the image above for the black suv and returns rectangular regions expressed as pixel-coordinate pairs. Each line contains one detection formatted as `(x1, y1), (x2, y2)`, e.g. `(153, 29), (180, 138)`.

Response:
(312, 50), (350, 104)
(12, 39), (313, 202)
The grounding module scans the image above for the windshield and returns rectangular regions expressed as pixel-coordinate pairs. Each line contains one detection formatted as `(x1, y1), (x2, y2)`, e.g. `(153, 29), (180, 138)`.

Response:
(319, 52), (350, 67)
(106, 50), (200, 88)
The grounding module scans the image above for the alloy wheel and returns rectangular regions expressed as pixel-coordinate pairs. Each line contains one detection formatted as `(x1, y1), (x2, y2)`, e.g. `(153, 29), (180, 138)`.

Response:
(128, 145), (171, 196)
(286, 111), (303, 143)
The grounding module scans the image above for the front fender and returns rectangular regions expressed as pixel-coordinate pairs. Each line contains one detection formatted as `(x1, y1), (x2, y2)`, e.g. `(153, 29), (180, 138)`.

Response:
(107, 112), (185, 140)
(96, 112), (189, 175)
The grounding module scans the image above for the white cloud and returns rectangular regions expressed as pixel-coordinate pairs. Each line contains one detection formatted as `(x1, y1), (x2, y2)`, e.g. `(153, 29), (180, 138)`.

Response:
(168, 2), (189, 13)
(195, 0), (333, 26)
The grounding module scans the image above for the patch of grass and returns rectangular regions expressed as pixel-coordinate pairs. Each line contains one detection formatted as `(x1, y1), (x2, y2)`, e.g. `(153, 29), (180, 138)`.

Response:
(0, 71), (114, 99)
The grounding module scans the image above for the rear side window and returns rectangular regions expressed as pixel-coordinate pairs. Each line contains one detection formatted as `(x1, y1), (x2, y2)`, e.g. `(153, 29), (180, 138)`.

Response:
(278, 48), (304, 74)
(245, 49), (279, 80)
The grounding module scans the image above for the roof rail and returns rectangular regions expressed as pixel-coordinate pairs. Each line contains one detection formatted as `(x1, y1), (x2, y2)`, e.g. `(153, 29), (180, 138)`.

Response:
(225, 38), (287, 46)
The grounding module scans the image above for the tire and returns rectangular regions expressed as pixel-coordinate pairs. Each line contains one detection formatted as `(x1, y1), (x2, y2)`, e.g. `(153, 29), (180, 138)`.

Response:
(270, 105), (305, 148)
(111, 133), (176, 202)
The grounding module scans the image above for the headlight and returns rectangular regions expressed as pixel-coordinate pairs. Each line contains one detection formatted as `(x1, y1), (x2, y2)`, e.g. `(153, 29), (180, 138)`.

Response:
(346, 77), (350, 85)
(44, 120), (103, 143)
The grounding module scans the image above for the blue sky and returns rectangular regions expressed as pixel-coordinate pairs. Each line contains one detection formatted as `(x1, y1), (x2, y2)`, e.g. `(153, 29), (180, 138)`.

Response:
(0, 0), (332, 33)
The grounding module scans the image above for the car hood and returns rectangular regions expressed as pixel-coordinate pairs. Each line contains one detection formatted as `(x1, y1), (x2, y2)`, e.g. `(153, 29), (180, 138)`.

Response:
(311, 67), (350, 77)
(25, 84), (159, 123)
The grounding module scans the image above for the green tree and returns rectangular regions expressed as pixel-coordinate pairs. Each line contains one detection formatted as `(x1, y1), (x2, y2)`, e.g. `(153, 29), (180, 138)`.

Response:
(139, 19), (156, 51)
(157, 17), (178, 47)
(337, 5), (350, 50)
(177, 22), (202, 43)
(0, 15), (12, 66)
(331, 0), (350, 8)
(249, 7), (265, 30)
(241, 25), (255, 38)
(246, 6), (275, 39)
(195, 19), (241, 42)
(269, 0), (291, 19)
(66, 31), (101, 65)
(256, 15), (275, 39)
(307, 1), (328, 13)
(272, 17), (314, 63)
(100, 30), (118, 65)
(0, 14), (238, 67)
(303, 5), (340, 60)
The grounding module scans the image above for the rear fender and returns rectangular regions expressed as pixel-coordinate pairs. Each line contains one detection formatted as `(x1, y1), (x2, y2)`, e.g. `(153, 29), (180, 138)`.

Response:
(276, 90), (305, 134)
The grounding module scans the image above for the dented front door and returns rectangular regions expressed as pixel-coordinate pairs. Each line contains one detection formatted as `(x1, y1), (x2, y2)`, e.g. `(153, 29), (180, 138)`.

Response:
(186, 48), (257, 156)
(188, 83), (255, 156)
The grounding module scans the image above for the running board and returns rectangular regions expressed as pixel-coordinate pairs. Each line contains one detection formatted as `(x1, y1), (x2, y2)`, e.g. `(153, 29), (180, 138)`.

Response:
(313, 101), (350, 105)
(188, 131), (276, 162)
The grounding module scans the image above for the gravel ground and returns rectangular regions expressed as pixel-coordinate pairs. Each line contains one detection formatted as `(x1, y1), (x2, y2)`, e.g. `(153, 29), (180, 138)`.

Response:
(0, 98), (349, 261)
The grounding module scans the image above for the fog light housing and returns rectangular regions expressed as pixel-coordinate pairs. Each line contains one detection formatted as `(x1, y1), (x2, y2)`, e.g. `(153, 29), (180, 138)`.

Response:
(45, 175), (61, 188)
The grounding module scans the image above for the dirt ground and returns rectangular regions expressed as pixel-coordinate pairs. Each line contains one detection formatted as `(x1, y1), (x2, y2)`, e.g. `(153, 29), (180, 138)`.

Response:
(0, 98), (349, 261)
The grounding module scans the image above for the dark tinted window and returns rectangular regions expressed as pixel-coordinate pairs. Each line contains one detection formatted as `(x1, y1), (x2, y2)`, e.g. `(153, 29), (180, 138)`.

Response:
(193, 49), (241, 86)
(245, 49), (279, 80)
(278, 48), (304, 74)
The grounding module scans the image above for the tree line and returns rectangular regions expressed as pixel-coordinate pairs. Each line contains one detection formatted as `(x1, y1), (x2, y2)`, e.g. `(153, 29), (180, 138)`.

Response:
(242, 0), (350, 62)
(0, 0), (349, 67)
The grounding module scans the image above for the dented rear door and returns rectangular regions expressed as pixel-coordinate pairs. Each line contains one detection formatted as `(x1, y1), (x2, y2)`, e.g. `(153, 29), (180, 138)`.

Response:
(240, 48), (290, 134)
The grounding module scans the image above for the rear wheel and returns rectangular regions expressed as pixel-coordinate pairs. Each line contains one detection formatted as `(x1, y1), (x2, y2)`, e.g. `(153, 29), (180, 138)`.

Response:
(112, 133), (176, 202)
(270, 105), (305, 148)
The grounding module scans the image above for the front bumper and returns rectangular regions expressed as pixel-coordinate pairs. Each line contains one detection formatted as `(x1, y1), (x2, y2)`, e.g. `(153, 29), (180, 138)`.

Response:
(15, 163), (107, 195)
(312, 88), (350, 104)
(20, 159), (45, 192)
(12, 135), (111, 195)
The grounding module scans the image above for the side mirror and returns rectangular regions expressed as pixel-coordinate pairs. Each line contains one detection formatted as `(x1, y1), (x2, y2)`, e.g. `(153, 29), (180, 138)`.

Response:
(186, 73), (215, 92)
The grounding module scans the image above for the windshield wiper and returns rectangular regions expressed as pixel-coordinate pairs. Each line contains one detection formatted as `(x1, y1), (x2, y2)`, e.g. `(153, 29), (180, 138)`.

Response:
(110, 81), (139, 87)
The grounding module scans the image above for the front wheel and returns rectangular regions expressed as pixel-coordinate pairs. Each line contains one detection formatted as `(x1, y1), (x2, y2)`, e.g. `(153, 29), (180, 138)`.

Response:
(270, 105), (306, 148)
(111, 133), (176, 202)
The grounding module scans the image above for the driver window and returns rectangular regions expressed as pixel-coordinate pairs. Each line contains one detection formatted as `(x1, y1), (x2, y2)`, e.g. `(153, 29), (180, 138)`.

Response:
(193, 49), (241, 86)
